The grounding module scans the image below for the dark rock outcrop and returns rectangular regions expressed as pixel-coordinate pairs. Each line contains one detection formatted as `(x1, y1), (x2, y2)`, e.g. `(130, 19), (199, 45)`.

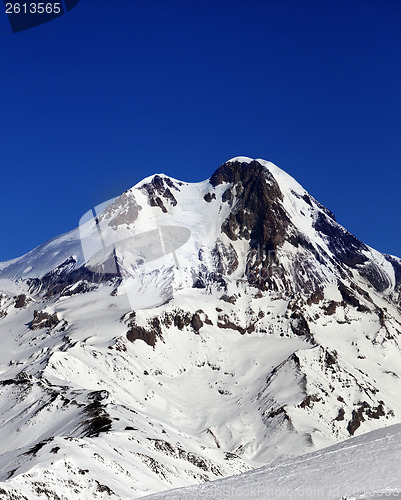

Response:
(27, 258), (120, 299)
(347, 401), (387, 436)
(82, 398), (112, 437)
(210, 160), (290, 253)
(14, 294), (27, 308)
(314, 213), (368, 268)
(290, 311), (311, 337)
(30, 310), (61, 330)
(203, 192), (216, 203)
(141, 175), (178, 213)
(127, 319), (162, 348)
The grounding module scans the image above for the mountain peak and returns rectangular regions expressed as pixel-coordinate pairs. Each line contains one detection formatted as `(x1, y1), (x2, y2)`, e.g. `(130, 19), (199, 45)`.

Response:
(210, 158), (269, 187)
(209, 158), (289, 258)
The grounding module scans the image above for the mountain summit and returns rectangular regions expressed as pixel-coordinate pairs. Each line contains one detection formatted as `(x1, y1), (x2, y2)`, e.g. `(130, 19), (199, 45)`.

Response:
(0, 158), (400, 499)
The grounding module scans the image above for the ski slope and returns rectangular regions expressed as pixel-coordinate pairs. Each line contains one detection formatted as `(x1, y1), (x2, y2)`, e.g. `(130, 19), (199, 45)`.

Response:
(141, 424), (401, 499)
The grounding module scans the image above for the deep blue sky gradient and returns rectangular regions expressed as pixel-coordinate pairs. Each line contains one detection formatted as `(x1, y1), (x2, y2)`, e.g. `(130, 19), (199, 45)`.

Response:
(0, 0), (400, 261)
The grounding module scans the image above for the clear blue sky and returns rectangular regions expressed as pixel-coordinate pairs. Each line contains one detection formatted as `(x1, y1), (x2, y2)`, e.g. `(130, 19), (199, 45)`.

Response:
(0, 0), (400, 261)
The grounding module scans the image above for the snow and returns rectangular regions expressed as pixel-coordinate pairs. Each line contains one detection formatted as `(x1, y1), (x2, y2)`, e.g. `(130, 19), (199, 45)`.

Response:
(140, 424), (401, 499)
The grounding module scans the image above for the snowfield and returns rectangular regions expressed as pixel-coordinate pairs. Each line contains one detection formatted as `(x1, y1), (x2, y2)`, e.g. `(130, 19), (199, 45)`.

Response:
(140, 424), (401, 499)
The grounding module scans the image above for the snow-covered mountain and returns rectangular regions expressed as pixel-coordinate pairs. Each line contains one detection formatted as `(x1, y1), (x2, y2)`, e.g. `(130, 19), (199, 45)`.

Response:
(0, 157), (400, 499)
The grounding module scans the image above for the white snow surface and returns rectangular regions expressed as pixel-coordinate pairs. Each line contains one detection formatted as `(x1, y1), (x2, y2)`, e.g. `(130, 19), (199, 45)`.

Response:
(140, 423), (401, 499)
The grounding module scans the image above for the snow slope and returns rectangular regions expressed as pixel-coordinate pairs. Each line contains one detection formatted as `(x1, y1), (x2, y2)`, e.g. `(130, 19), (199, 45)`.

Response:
(140, 423), (401, 499)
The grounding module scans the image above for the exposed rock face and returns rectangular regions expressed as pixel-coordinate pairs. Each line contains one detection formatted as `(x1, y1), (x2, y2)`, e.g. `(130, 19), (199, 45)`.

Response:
(30, 310), (61, 330)
(141, 175), (179, 213)
(83, 391), (113, 437)
(209, 159), (297, 291)
(386, 255), (401, 286)
(347, 401), (387, 436)
(125, 312), (162, 347)
(191, 312), (203, 333)
(210, 160), (290, 253)
(313, 212), (368, 268)
(27, 258), (120, 299)
(127, 325), (158, 347)
(385, 254), (401, 305)
(125, 308), (210, 346)
(314, 213), (392, 292)
(289, 311), (311, 337)
(14, 294), (27, 308)
(103, 191), (142, 229)
(212, 241), (239, 276)
(203, 192), (216, 203)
